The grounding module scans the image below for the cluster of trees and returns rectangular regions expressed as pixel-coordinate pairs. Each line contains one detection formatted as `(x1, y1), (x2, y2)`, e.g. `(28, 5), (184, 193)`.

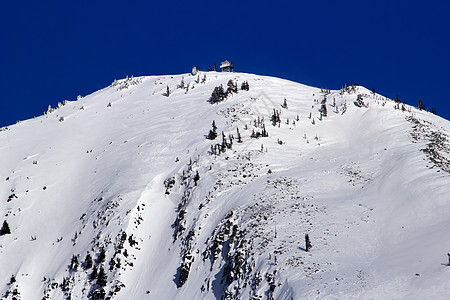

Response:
(393, 95), (407, 111)
(271, 109), (281, 126)
(355, 94), (367, 108)
(251, 125), (268, 139)
(250, 117), (269, 138)
(393, 97), (435, 115)
(210, 80), (249, 104)
(193, 74), (206, 84)
(320, 88), (331, 94)
(178, 254), (194, 287)
(208, 64), (217, 72)
(417, 99), (435, 114)
(210, 85), (226, 104)
(176, 74), (208, 95)
(209, 131), (234, 155)
(68, 247), (108, 289)
(208, 116), (268, 146)
(2, 275), (20, 299)
(341, 83), (358, 94)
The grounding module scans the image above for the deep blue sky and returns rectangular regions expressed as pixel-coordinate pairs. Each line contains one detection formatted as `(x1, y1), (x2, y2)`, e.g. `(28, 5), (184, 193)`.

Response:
(1, 0), (449, 127)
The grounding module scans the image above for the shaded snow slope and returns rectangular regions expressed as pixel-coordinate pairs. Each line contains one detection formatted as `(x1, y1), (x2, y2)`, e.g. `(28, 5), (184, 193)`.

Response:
(0, 72), (449, 299)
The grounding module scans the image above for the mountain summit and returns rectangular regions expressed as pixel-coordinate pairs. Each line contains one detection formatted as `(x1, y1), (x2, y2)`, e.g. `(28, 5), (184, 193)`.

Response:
(1, 72), (449, 299)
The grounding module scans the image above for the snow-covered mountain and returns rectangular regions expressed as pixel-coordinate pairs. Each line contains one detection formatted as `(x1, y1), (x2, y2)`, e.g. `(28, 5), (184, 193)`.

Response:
(1, 71), (449, 300)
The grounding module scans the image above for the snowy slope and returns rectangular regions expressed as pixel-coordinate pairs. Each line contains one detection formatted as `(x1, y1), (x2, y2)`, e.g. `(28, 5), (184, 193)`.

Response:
(0, 71), (449, 300)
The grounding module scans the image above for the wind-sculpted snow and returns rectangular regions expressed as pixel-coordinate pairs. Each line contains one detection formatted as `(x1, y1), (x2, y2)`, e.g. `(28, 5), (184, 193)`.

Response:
(0, 72), (449, 299)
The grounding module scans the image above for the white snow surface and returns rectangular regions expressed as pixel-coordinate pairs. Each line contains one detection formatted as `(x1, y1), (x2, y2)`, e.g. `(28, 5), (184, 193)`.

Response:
(0, 72), (449, 300)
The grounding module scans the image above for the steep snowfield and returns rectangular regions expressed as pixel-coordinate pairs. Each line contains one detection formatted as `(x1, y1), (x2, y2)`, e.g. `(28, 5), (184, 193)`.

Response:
(0, 72), (449, 299)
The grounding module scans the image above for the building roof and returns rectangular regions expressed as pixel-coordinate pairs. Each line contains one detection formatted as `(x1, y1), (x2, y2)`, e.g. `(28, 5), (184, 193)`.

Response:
(220, 60), (233, 68)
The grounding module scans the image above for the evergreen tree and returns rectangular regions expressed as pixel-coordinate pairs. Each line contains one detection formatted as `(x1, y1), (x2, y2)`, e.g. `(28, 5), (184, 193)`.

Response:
(0, 220), (11, 235)
(98, 248), (106, 263)
(221, 131), (227, 149)
(341, 102), (347, 114)
(305, 234), (312, 251)
(418, 99), (425, 110)
(90, 266), (98, 281)
(119, 231), (127, 249)
(226, 79), (238, 94)
(321, 103), (327, 117)
(356, 94), (365, 108)
(236, 128), (242, 143)
(213, 64), (217, 71)
(70, 254), (79, 271)
(207, 121), (218, 140)
(262, 124), (268, 137)
(320, 97), (328, 116)
(84, 252), (93, 270)
(193, 171), (200, 186)
(109, 257), (116, 271)
(97, 266), (107, 287)
(179, 77), (185, 89)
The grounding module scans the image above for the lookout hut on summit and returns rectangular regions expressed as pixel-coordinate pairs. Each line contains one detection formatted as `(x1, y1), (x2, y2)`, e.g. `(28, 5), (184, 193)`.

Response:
(220, 60), (234, 72)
